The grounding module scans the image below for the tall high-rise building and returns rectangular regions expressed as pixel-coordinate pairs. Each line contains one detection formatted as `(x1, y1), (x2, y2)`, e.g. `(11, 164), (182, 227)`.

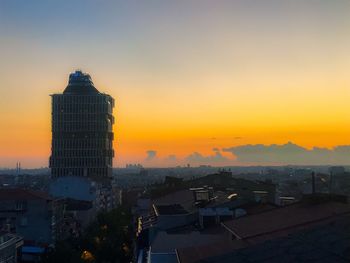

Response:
(50, 70), (115, 179)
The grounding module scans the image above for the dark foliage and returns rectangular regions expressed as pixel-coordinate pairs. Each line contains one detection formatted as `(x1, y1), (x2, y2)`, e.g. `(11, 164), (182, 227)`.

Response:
(42, 206), (133, 263)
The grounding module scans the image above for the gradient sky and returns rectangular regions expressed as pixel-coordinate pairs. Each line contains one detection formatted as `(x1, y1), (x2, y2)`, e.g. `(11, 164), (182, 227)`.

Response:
(1, 0), (350, 168)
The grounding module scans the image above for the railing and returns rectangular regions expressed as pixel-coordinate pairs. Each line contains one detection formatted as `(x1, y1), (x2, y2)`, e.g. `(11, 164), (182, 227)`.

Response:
(0, 234), (23, 251)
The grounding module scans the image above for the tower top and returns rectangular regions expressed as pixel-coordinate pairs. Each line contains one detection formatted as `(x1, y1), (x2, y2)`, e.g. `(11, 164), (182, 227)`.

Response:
(63, 70), (100, 94)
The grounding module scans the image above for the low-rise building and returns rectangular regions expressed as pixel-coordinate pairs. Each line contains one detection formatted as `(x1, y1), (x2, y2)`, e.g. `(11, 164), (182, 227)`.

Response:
(0, 188), (65, 255)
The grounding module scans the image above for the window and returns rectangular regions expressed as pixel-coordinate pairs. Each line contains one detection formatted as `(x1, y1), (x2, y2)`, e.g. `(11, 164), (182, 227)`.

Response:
(15, 201), (27, 211)
(20, 217), (28, 226)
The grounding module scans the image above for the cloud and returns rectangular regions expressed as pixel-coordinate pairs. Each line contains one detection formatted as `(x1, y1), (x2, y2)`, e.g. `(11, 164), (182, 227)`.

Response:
(145, 150), (157, 161)
(138, 143), (350, 167)
(185, 149), (230, 165)
(165, 154), (177, 161)
(222, 142), (350, 165)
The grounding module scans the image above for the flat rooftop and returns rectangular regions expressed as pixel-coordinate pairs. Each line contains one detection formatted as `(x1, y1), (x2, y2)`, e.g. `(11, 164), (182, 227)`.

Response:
(154, 204), (189, 215)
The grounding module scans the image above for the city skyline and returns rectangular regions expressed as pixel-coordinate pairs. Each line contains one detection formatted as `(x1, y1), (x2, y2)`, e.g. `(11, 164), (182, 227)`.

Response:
(1, 1), (350, 167)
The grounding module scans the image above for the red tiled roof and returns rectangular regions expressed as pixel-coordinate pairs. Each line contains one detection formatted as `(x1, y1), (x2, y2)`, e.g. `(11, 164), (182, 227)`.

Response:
(0, 188), (52, 201)
(222, 201), (350, 240)
(177, 200), (350, 263)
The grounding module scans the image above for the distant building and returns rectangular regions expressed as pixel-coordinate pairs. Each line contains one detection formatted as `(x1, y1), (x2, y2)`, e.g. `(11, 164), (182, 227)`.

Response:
(50, 70), (115, 179)
(329, 166), (346, 175)
(0, 188), (65, 261)
(0, 189), (65, 245)
(190, 170), (277, 204)
(140, 171), (277, 234)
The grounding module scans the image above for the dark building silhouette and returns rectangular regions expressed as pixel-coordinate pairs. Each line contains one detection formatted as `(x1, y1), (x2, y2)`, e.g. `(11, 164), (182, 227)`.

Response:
(50, 70), (115, 178)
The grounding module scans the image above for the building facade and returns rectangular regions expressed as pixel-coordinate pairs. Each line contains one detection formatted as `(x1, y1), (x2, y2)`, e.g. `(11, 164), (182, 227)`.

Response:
(0, 188), (65, 246)
(50, 70), (115, 179)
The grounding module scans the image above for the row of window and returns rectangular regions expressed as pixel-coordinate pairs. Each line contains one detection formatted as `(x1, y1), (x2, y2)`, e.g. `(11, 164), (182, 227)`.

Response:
(52, 113), (114, 123)
(51, 167), (112, 177)
(52, 120), (112, 132)
(52, 94), (114, 105)
(52, 132), (114, 139)
(50, 157), (112, 167)
(51, 149), (114, 158)
(52, 138), (112, 149)
(53, 103), (113, 114)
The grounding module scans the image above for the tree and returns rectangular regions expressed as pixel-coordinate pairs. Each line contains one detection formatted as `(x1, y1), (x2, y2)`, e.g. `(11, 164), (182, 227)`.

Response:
(42, 206), (134, 263)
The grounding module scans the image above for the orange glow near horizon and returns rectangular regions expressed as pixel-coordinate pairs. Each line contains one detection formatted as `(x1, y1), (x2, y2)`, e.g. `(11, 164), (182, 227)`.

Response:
(1, 72), (350, 168)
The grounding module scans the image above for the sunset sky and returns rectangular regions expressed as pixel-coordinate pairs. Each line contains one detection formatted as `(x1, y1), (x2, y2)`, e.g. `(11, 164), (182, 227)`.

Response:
(1, 0), (350, 168)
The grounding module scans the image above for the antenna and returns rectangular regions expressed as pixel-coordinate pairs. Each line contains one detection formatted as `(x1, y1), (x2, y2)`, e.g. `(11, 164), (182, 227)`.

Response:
(329, 172), (333, 194)
(311, 172), (316, 194)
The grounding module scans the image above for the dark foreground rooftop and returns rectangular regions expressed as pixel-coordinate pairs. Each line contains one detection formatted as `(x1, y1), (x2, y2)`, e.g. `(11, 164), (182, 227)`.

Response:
(177, 194), (350, 263)
(201, 215), (350, 263)
(154, 204), (189, 215)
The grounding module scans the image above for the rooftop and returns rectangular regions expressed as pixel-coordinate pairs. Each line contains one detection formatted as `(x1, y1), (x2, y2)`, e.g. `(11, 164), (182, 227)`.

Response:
(201, 215), (350, 263)
(63, 70), (100, 94)
(0, 188), (52, 201)
(177, 196), (350, 263)
(222, 200), (350, 240)
(148, 253), (178, 263)
(176, 239), (247, 263)
(151, 231), (226, 253)
(153, 189), (195, 213)
(154, 204), (189, 216)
